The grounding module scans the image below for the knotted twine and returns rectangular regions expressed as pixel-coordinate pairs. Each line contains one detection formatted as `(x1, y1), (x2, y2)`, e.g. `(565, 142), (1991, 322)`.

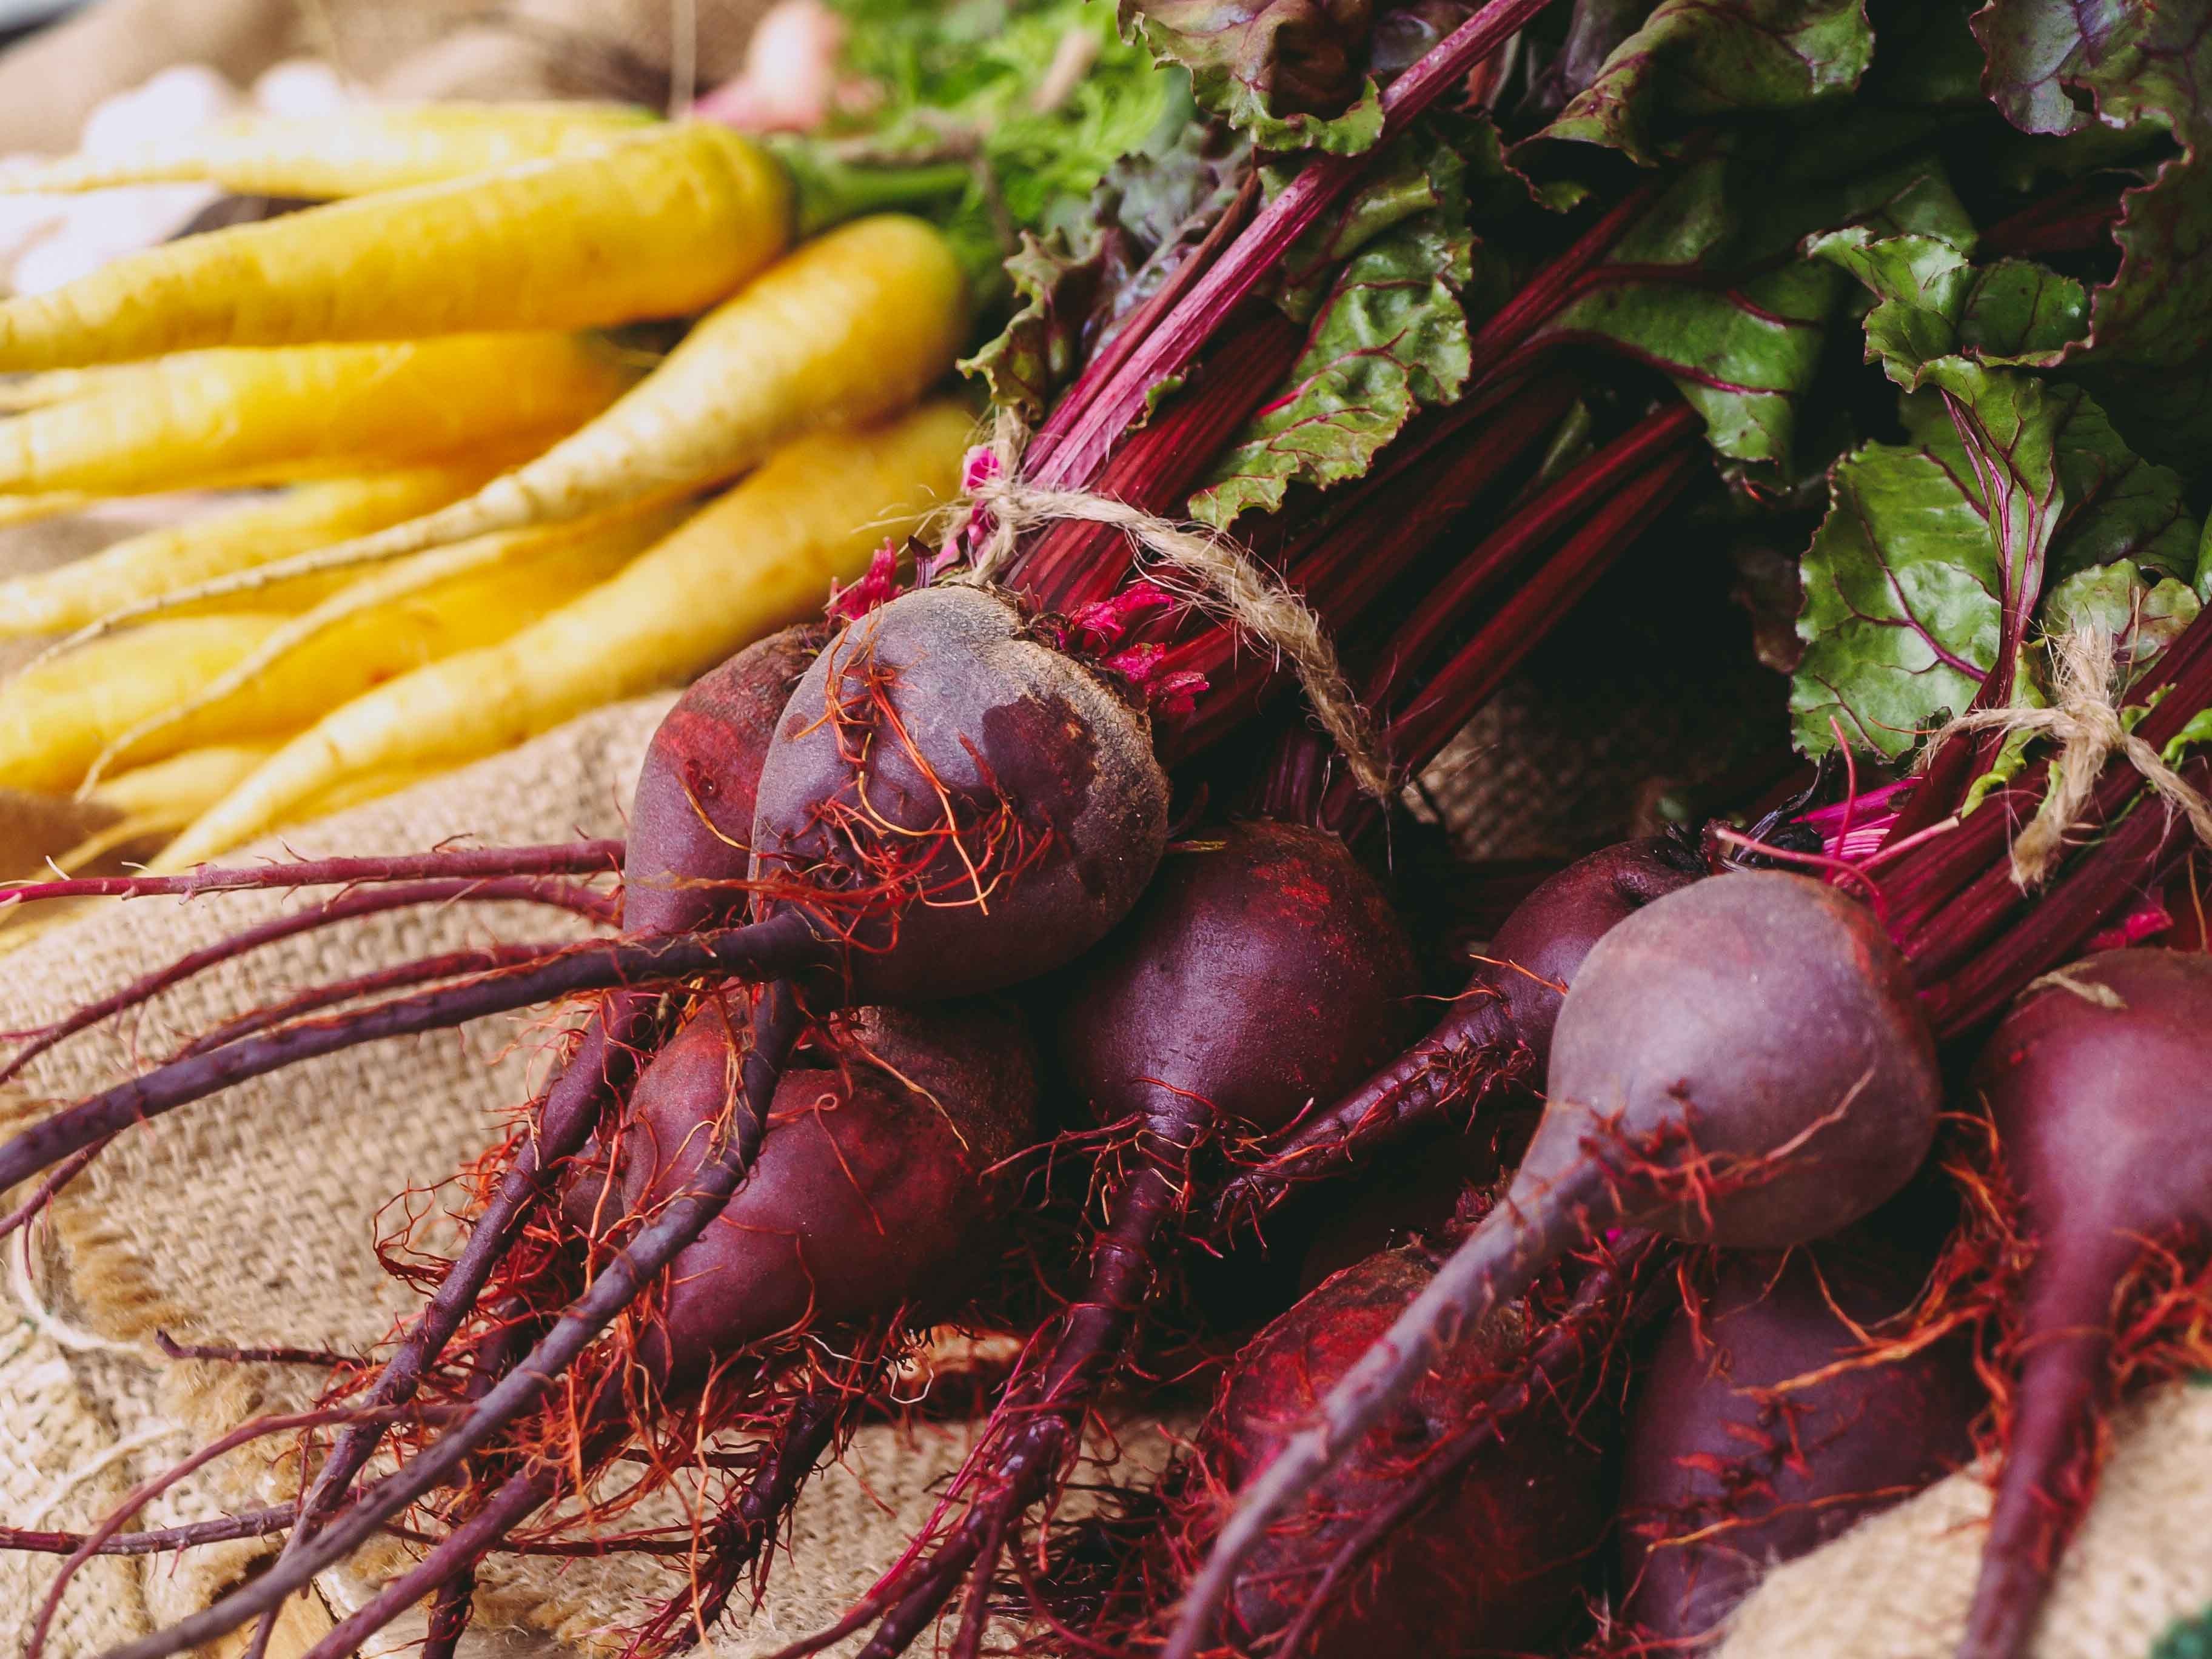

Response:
(951, 407), (1396, 802)
(1932, 625), (2212, 890)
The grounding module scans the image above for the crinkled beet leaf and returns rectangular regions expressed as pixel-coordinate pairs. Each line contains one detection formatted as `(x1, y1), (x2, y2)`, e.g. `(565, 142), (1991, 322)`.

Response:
(964, 121), (1254, 419)
(1119, 0), (1386, 153)
(1540, 0), (1877, 164)
(1974, 0), (2212, 464)
(1188, 129), (1474, 524)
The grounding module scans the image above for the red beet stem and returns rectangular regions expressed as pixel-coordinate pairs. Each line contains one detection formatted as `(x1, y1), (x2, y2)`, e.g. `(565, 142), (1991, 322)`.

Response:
(98, 987), (805, 1659)
(0, 840), (623, 906)
(0, 875), (612, 1089)
(1366, 402), (1705, 709)
(0, 911), (823, 1196)
(1010, 306), (1309, 614)
(1027, 0), (1557, 492)
(1381, 444), (1703, 769)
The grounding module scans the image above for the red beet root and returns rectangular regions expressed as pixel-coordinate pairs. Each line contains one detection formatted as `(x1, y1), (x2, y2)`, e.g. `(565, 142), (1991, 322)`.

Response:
(1957, 948), (2212, 1659)
(1222, 836), (1704, 1225)
(1620, 1241), (1980, 1649)
(809, 819), (1419, 1658)
(622, 626), (822, 937)
(1188, 1244), (1609, 1658)
(1165, 871), (1943, 1659)
(749, 584), (1171, 1004)
(616, 998), (1037, 1381)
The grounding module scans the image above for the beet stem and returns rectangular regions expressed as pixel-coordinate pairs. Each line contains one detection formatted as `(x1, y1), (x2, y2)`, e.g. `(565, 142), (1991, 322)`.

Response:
(1160, 1159), (1617, 1659)
(99, 985), (805, 1659)
(0, 912), (822, 1195)
(1027, 0), (1554, 491)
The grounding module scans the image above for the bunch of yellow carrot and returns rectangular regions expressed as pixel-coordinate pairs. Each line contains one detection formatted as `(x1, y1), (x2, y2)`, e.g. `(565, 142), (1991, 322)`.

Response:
(0, 99), (977, 874)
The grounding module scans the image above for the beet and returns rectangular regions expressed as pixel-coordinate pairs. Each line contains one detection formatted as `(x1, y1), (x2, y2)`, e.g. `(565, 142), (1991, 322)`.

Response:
(1620, 1241), (1980, 1648)
(1190, 1245), (1607, 1658)
(1957, 948), (2212, 1659)
(617, 999), (1037, 1380)
(621, 623), (822, 936)
(749, 584), (1171, 1004)
(808, 819), (1421, 1658)
(1164, 871), (1943, 1659)
(1221, 835), (1704, 1225)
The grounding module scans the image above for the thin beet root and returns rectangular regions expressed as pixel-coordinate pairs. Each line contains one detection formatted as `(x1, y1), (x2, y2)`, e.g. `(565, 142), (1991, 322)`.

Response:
(1620, 1239), (1980, 1649)
(809, 820), (1418, 1658)
(1164, 871), (1943, 1659)
(0, 873), (612, 1088)
(92, 984), (806, 1659)
(0, 840), (623, 906)
(267, 628), (822, 1603)
(252, 993), (1038, 1659)
(1957, 949), (2212, 1659)
(0, 911), (826, 1197)
(1219, 836), (1704, 1228)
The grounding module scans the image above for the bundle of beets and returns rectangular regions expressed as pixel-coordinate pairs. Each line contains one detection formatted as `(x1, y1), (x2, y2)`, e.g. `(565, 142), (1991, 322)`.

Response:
(5, 1), (2212, 1657)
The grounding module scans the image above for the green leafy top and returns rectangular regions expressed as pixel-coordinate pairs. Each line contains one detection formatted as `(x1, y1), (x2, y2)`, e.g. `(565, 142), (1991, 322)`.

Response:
(1789, 201), (2202, 759)
(819, 0), (1184, 283)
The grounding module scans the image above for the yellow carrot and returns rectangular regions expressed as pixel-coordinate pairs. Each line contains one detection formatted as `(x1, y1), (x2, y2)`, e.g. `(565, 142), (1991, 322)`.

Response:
(0, 123), (793, 371)
(153, 399), (972, 868)
(0, 492), (87, 528)
(132, 215), (968, 612)
(0, 463), (516, 637)
(0, 102), (657, 198)
(0, 614), (284, 793)
(87, 743), (277, 821)
(84, 496), (691, 784)
(289, 764), (445, 822)
(0, 333), (637, 499)
(58, 743), (279, 866)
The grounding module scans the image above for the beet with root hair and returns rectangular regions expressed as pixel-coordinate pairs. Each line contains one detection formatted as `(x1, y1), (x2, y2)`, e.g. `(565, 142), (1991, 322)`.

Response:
(1957, 948), (2212, 1659)
(1620, 1241), (1980, 1648)
(809, 818), (1421, 1657)
(1186, 1244), (1610, 1658)
(617, 998), (1038, 1381)
(1165, 871), (1943, 1659)
(1221, 835), (1705, 1225)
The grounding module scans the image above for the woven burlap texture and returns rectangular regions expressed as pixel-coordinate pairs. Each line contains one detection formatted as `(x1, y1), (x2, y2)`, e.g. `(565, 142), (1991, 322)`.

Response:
(0, 695), (1179, 1658)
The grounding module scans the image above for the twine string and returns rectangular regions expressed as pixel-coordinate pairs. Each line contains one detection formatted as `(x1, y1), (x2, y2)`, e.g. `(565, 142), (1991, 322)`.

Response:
(953, 410), (1393, 801)
(1934, 625), (2212, 890)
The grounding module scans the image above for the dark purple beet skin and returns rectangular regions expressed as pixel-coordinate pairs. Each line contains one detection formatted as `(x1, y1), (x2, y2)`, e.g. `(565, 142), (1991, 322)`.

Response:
(1958, 948), (2212, 1659)
(748, 585), (1171, 1004)
(1058, 819), (1421, 1139)
(621, 625), (820, 937)
(1193, 1245), (1607, 1658)
(615, 997), (1037, 1382)
(1620, 1241), (1980, 1648)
